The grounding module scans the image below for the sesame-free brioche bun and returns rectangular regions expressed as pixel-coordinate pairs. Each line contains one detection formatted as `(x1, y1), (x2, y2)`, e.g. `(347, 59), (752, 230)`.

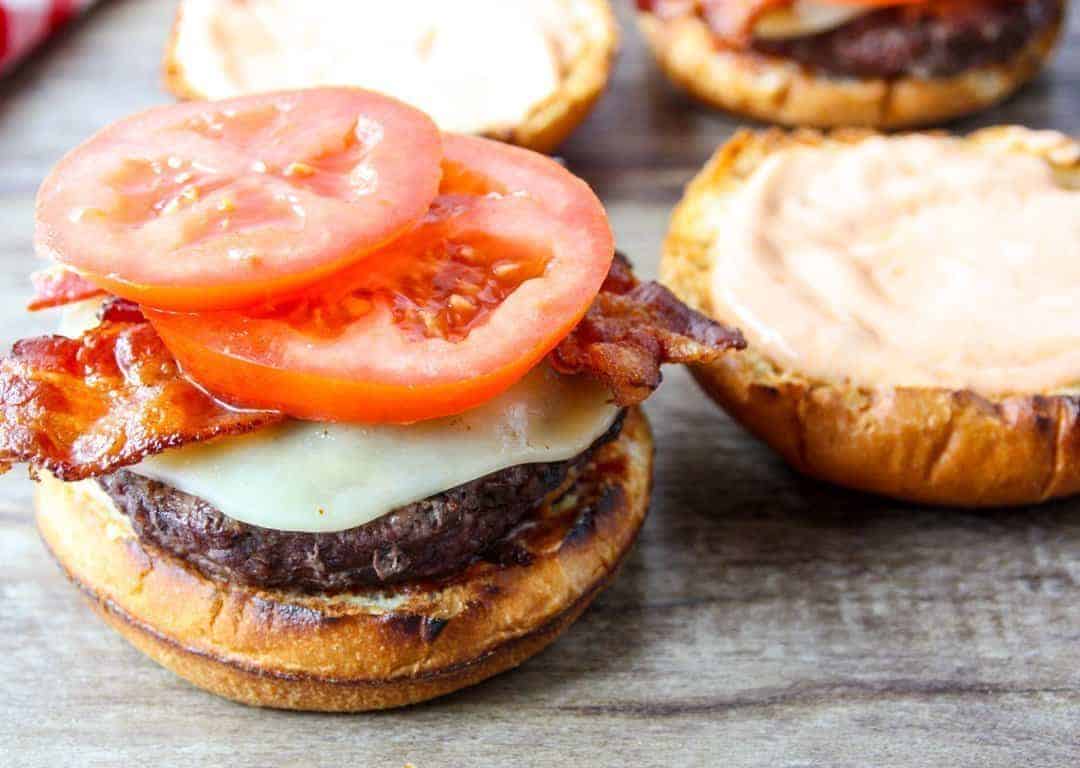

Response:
(636, 11), (1063, 129)
(36, 407), (652, 711)
(163, 0), (619, 154)
(661, 127), (1080, 507)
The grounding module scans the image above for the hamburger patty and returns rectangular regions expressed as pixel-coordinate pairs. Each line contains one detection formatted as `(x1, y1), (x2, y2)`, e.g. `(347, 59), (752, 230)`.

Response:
(752, 0), (1062, 78)
(98, 412), (624, 592)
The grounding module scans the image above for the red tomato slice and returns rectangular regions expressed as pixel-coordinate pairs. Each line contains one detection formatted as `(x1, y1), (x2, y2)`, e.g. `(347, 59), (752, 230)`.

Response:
(146, 138), (614, 423)
(35, 88), (442, 311)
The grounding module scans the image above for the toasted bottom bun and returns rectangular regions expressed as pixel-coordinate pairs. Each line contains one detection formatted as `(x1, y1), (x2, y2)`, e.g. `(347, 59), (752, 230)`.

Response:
(36, 407), (652, 711)
(660, 127), (1080, 507)
(636, 13), (1063, 129)
(162, 0), (618, 154)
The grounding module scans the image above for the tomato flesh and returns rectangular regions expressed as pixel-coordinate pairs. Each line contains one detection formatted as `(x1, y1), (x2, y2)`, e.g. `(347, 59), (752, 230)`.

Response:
(270, 224), (551, 345)
(146, 135), (614, 423)
(35, 89), (442, 311)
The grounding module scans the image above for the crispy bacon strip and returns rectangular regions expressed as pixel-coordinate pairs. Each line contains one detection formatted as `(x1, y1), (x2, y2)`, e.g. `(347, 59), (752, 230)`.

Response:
(27, 266), (105, 311)
(0, 258), (742, 479)
(0, 299), (282, 480)
(551, 254), (745, 405)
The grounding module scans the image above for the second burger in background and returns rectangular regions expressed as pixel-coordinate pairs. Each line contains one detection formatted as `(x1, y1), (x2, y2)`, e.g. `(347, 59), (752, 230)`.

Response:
(637, 0), (1065, 127)
(4, 87), (743, 710)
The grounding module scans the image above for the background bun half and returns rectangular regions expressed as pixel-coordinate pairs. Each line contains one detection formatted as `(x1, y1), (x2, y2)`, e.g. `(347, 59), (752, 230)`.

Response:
(661, 127), (1080, 507)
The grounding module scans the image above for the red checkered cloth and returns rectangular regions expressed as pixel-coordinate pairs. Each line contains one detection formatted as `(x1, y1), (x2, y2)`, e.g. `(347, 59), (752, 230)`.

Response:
(1, 0), (96, 73)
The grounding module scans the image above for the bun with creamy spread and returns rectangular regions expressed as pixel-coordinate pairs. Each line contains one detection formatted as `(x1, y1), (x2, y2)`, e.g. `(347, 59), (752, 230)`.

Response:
(661, 126), (1080, 506)
(636, 0), (1065, 128)
(162, 0), (618, 153)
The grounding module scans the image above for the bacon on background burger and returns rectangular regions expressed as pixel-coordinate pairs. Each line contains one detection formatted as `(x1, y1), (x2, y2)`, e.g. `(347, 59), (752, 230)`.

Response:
(3, 88), (742, 711)
(636, 0), (1065, 127)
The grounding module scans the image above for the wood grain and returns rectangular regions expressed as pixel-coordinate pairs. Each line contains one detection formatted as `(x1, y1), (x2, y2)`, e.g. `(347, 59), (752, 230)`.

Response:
(0, 1), (1078, 766)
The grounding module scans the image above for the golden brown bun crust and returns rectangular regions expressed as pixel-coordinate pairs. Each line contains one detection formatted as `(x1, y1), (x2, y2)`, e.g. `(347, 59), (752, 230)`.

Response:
(636, 13), (1063, 128)
(660, 127), (1080, 507)
(162, 0), (619, 154)
(36, 408), (652, 711)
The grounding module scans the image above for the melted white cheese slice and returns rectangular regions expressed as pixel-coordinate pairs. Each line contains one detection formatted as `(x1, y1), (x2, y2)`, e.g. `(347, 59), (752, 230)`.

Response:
(753, 1), (869, 40)
(172, 0), (583, 135)
(59, 298), (618, 534)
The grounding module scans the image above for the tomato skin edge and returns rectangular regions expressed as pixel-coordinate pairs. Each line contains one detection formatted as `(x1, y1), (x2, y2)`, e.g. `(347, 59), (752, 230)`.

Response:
(814, 0), (925, 6)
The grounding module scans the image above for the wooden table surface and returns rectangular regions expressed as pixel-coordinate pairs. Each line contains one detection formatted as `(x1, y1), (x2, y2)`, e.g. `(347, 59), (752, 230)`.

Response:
(1, 2), (1078, 766)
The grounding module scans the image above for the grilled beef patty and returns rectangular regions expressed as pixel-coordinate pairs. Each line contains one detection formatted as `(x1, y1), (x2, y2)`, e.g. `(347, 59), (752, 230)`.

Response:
(99, 413), (624, 592)
(751, 0), (1062, 79)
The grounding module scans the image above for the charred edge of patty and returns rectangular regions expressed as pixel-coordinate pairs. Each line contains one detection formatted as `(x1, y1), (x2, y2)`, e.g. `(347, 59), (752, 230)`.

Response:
(749, 0), (1062, 79)
(98, 412), (626, 593)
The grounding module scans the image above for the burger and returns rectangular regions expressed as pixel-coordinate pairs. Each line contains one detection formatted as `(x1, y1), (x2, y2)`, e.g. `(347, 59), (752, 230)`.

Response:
(2, 88), (743, 710)
(636, 0), (1066, 128)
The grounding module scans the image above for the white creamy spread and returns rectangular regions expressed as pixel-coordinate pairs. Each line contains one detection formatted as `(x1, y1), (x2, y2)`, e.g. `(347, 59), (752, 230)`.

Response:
(172, 0), (585, 135)
(752, 1), (869, 40)
(710, 136), (1080, 394)
(59, 300), (618, 534)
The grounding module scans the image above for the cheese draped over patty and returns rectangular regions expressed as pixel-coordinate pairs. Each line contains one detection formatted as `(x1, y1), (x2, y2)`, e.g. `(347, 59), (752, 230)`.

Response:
(708, 135), (1080, 394)
(171, 0), (588, 135)
(60, 301), (618, 534)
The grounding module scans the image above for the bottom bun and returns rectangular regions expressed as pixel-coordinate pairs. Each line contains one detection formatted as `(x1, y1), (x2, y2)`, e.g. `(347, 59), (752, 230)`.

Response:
(36, 407), (653, 711)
